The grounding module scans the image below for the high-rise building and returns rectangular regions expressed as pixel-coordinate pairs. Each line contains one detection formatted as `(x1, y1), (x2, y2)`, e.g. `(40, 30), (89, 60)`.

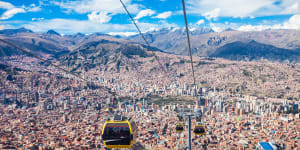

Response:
(223, 106), (227, 113)
(216, 100), (224, 112)
(64, 101), (69, 110)
(35, 91), (39, 103)
(198, 97), (206, 106)
(293, 103), (298, 113)
(284, 99), (289, 105)
(235, 108), (240, 115)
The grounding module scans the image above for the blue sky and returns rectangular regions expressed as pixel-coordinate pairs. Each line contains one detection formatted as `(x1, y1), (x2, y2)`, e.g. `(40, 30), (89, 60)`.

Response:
(0, 0), (299, 35)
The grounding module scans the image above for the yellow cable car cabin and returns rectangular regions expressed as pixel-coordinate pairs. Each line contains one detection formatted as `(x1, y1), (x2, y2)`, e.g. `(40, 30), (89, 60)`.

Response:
(175, 123), (184, 133)
(102, 115), (137, 149)
(193, 122), (206, 136)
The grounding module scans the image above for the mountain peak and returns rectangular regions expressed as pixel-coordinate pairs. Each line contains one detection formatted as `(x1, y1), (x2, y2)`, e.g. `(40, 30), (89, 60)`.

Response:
(224, 28), (235, 31)
(190, 27), (215, 34)
(17, 27), (33, 33)
(0, 27), (33, 35)
(145, 27), (214, 35)
(46, 30), (61, 36)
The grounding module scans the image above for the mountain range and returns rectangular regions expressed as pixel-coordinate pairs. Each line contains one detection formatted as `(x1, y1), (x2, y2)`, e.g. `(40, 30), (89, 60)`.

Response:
(126, 27), (300, 62)
(0, 27), (299, 63)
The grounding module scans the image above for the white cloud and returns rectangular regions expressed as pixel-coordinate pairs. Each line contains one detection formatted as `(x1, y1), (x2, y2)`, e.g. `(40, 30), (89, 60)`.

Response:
(134, 9), (155, 20)
(22, 19), (129, 34)
(195, 19), (205, 25)
(0, 1), (14, 9)
(209, 23), (225, 32)
(108, 32), (137, 37)
(0, 2), (41, 20)
(238, 25), (274, 31)
(237, 14), (300, 31)
(18, 18), (178, 34)
(88, 11), (112, 23)
(52, 0), (143, 23)
(281, 2), (300, 14)
(27, 4), (41, 12)
(0, 24), (4, 30)
(32, 17), (44, 21)
(203, 8), (220, 20)
(153, 11), (172, 19)
(0, 8), (26, 20)
(52, 0), (141, 14)
(206, 22), (240, 32)
(282, 14), (300, 30)
(186, 0), (300, 18)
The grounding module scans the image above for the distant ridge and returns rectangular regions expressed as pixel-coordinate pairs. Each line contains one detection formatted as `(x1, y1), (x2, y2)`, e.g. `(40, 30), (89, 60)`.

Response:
(0, 27), (161, 61)
(0, 27), (33, 35)
(126, 28), (300, 61)
(224, 28), (235, 31)
(210, 40), (300, 62)
(0, 27), (300, 63)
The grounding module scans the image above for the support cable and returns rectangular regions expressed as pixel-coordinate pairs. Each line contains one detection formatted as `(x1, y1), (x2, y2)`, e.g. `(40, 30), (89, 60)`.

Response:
(120, 0), (168, 74)
(181, 0), (196, 87)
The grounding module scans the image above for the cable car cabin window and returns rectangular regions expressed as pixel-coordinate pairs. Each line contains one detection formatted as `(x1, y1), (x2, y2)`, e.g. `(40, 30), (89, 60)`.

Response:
(176, 126), (184, 131)
(102, 123), (131, 145)
(194, 127), (205, 133)
(194, 126), (205, 135)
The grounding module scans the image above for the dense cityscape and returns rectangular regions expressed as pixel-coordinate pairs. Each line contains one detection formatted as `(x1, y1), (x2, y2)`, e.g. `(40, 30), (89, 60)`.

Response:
(0, 54), (299, 149)
(0, 0), (300, 149)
